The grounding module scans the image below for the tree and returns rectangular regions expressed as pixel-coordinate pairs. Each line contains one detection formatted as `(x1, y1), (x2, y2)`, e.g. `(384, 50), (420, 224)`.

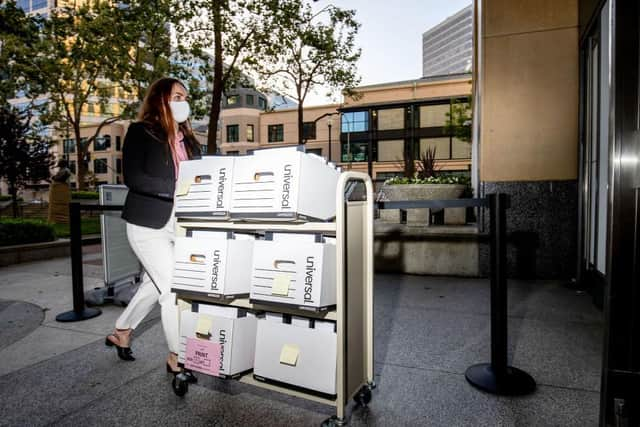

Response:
(0, 104), (52, 217)
(259, 1), (361, 144)
(0, 1), (46, 104)
(444, 97), (472, 142)
(29, 4), (141, 190)
(33, 2), (199, 190)
(175, 0), (283, 154)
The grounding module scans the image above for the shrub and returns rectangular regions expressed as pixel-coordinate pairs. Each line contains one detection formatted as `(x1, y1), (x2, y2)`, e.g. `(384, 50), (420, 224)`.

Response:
(71, 190), (99, 200)
(0, 218), (56, 246)
(384, 174), (471, 186)
(0, 195), (23, 202)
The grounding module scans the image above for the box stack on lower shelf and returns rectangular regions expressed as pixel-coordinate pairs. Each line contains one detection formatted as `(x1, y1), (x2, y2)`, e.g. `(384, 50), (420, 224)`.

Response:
(170, 146), (373, 422)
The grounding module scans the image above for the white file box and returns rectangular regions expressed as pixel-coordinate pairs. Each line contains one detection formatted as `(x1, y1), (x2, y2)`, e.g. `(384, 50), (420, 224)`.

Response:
(253, 316), (337, 395)
(175, 157), (234, 218)
(230, 146), (339, 221)
(249, 233), (336, 310)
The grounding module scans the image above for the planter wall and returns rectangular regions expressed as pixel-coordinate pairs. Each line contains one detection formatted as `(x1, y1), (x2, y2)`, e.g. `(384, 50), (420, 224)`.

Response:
(378, 184), (467, 225)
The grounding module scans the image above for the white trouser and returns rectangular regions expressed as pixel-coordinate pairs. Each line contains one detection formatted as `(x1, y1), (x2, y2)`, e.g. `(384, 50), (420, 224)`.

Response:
(115, 214), (178, 353)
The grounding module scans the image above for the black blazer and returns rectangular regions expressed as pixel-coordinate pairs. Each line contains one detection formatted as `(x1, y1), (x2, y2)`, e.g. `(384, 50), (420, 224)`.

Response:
(121, 122), (201, 229)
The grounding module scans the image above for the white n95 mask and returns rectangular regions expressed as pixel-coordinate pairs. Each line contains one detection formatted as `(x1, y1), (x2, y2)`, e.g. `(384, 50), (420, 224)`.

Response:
(169, 101), (190, 123)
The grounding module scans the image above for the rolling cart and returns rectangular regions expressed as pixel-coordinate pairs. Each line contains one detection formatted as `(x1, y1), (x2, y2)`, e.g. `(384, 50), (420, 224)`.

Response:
(170, 171), (375, 425)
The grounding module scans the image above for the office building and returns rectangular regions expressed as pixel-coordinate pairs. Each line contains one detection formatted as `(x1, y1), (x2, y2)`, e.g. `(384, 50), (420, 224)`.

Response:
(422, 4), (473, 77)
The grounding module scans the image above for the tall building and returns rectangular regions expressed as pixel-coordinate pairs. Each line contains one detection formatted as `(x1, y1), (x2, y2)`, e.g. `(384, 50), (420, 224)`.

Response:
(422, 4), (473, 77)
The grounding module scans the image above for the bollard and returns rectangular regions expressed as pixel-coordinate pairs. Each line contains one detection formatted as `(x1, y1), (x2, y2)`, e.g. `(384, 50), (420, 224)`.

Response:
(56, 202), (102, 322)
(465, 193), (536, 395)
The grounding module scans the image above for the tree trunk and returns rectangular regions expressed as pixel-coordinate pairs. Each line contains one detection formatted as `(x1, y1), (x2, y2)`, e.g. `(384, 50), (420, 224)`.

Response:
(74, 124), (87, 190)
(206, 0), (224, 155)
(297, 103), (304, 145)
(9, 182), (18, 218)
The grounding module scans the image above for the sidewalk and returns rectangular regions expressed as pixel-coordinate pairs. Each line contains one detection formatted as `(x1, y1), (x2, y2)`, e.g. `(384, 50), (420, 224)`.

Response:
(0, 247), (602, 426)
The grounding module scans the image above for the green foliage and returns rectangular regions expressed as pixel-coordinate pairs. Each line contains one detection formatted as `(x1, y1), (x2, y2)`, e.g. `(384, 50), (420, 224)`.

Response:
(71, 191), (99, 200)
(384, 175), (471, 186)
(416, 146), (438, 179)
(444, 98), (472, 143)
(258, 1), (361, 144)
(0, 104), (53, 217)
(51, 217), (101, 238)
(0, 218), (56, 246)
(0, 1), (47, 103)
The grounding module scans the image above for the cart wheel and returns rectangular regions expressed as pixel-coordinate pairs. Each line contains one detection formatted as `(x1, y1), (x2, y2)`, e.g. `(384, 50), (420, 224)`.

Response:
(353, 385), (372, 406)
(321, 415), (348, 426)
(172, 377), (188, 397)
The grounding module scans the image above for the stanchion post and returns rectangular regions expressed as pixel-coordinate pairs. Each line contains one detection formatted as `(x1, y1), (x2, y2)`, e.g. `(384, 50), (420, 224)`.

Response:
(490, 192), (508, 374)
(56, 202), (102, 322)
(465, 193), (536, 396)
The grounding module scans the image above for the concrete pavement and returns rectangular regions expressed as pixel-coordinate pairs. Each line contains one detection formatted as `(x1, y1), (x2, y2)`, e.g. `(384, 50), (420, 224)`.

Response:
(0, 246), (603, 426)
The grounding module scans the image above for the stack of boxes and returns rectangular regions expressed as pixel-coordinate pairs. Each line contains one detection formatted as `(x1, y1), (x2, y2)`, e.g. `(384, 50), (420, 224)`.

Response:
(173, 146), (340, 395)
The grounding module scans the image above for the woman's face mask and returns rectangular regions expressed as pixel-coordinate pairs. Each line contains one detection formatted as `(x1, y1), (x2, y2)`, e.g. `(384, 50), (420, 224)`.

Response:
(169, 101), (190, 123)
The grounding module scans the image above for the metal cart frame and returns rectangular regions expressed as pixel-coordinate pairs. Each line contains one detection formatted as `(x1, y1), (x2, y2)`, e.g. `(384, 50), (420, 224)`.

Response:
(171, 172), (375, 425)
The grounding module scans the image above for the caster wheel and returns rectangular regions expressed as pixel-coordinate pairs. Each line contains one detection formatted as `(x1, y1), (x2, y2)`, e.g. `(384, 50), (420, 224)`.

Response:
(172, 377), (188, 397)
(353, 385), (372, 406)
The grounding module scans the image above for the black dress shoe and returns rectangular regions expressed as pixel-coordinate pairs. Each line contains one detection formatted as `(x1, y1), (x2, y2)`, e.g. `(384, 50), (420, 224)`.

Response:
(105, 336), (135, 361)
(166, 363), (197, 383)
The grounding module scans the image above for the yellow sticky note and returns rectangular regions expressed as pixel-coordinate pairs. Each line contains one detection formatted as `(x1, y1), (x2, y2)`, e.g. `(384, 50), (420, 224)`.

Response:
(177, 299), (190, 312)
(271, 273), (290, 296)
(175, 181), (191, 196)
(196, 315), (212, 336)
(279, 344), (299, 366)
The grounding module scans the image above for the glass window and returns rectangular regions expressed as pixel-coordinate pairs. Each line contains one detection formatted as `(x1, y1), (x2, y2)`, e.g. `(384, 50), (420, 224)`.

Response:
(306, 148), (323, 156)
(31, 0), (47, 9)
(268, 124), (284, 143)
(377, 139), (404, 162)
(17, 0), (29, 11)
(419, 137), (450, 160)
(227, 95), (239, 106)
(419, 104), (450, 127)
(246, 94), (255, 105)
(226, 125), (239, 143)
(116, 158), (122, 173)
(341, 142), (368, 162)
(247, 124), (254, 142)
(377, 108), (404, 130)
(94, 158), (108, 174)
(69, 161), (76, 174)
(116, 136), (121, 151)
(303, 122), (316, 140)
(226, 151), (239, 156)
(63, 139), (75, 154)
(451, 137), (471, 159)
(258, 97), (267, 110)
(94, 135), (110, 151)
(341, 111), (368, 133)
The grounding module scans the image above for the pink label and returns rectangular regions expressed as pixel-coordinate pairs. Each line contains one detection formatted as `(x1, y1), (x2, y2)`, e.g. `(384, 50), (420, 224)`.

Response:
(184, 338), (221, 377)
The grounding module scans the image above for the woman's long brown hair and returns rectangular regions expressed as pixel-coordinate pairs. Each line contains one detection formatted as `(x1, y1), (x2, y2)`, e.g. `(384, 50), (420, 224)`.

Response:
(137, 77), (198, 159)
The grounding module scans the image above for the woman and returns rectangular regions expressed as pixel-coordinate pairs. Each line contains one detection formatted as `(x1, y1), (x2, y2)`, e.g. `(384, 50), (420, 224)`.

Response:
(105, 77), (200, 375)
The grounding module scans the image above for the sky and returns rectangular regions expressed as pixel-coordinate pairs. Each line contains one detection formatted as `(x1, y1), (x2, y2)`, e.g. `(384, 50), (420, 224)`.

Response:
(305, 0), (472, 105)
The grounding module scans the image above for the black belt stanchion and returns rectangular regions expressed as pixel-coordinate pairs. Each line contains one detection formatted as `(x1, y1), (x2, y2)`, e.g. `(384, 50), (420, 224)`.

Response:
(465, 193), (536, 395)
(56, 202), (103, 322)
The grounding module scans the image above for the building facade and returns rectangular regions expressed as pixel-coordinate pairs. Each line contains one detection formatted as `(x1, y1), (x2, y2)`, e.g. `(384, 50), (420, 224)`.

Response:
(422, 4), (473, 77)
(216, 76), (472, 184)
(476, 0), (640, 422)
